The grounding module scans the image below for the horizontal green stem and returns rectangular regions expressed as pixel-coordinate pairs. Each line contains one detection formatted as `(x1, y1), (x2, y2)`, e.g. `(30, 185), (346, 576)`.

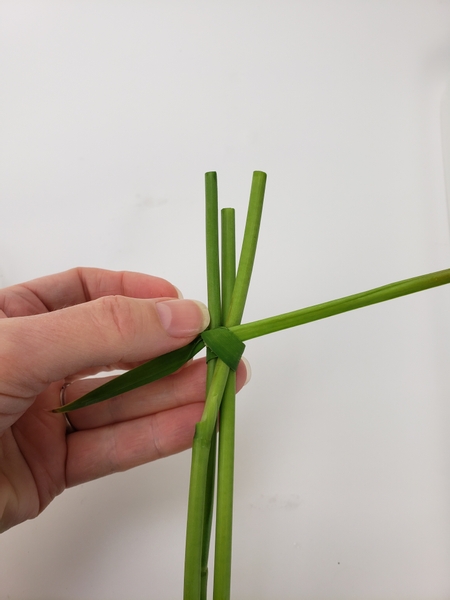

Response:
(230, 268), (450, 341)
(56, 268), (450, 416)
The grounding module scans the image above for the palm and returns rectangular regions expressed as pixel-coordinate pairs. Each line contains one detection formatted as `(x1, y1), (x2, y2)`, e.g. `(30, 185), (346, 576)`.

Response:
(1, 385), (67, 528)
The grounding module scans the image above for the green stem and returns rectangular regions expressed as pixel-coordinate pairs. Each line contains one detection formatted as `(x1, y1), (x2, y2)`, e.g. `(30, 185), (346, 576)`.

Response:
(221, 209), (237, 318)
(226, 171), (266, 327)
(58, 269), (450, 416)
(213, 372), (236, 599)
(184, 363), (232, 599)
(200, 440), (216, 600)
(230, 268), (450, 341)
(184, 172), (266, 599)
(200, 172), (221, 599)
(184, 436), (213, 600)
(213, 208), (237, 600)
(205, 171), (221, 330)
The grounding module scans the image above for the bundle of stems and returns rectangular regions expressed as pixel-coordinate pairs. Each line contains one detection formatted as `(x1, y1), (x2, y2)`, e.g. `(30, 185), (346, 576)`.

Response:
(184, 171), (266, 599)
(54, 172), (450, 599)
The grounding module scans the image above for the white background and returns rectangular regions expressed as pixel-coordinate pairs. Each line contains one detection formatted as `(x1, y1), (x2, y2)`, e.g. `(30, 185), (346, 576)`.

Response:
(1, 1), (450, 598)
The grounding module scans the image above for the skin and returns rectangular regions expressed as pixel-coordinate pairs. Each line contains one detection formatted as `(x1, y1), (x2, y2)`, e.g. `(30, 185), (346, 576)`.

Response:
(0, 267), (247, 533)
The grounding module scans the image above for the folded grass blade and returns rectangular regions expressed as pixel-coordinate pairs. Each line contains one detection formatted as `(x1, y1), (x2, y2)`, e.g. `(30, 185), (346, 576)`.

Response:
(53, 337), (205, 413)
(201, 327), (245, 371)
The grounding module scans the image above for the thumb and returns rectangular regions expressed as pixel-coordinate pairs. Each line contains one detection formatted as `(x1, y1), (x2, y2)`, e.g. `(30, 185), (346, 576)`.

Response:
(0, 296), (210, 399)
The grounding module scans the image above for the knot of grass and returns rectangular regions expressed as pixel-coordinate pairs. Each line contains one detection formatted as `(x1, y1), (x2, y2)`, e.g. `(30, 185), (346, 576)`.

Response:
(201, 327), (246, 371)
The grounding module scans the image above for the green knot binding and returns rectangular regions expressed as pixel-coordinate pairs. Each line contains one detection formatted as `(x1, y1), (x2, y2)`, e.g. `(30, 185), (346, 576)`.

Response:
(201, 327), (246, 371)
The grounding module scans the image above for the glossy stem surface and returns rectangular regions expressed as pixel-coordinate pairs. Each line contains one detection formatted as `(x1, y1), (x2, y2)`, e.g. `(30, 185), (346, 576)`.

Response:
(213, 208), (237, 600)
(184, 173), (266, 599)
(231, 269), (450, 341)
(200, 172), (221, 599)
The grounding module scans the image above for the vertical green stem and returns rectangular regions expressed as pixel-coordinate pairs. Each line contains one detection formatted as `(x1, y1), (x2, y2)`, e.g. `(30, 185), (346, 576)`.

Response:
(184, 364), (231, 600)
(200, 172), (221, 599)
(205, 171), (221, 330)
(184, 437), (212, 600)
(200, 419), (216, 600)
(184, 172), (267, 599)
(213, 209), (237, 599)
(226, 171), (266, 328)
(220, 209), (237, 315)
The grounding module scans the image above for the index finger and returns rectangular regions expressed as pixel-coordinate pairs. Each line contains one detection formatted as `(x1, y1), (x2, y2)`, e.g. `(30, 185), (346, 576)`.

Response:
(0, 268), (180, 317)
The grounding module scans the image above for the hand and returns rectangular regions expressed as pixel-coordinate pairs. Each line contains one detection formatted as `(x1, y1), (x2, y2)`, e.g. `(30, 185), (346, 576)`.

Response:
(0, 268), (248, 533)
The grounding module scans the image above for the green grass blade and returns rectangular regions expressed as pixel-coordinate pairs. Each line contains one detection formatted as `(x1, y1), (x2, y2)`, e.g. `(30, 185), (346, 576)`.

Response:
(201, 327), (245, 371)
(54, 337), (205, 413)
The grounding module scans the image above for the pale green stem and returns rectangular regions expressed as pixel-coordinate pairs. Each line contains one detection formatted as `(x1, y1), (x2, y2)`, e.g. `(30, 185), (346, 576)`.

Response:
(184, 172), (266, 599)
(213, 208), (237, 600)
(205, 171), (221, 330)
(213, 372), (235, 600)
(221, 209), (237, 317)
(184, 434), (215, 600)
(200, 390), (216, 600)
(200, 172), (221, 599)
(230, 268), (450, 342)
(226, 171), (266, 327)
(184, 363), (232, 600)
(58, 270), (450, 417)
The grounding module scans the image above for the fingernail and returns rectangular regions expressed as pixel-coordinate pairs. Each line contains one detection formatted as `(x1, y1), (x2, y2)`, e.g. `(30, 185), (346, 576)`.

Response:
(156, 299), (210, 337)
(241, 356), (252, 386)
(174, 286), (184, 299)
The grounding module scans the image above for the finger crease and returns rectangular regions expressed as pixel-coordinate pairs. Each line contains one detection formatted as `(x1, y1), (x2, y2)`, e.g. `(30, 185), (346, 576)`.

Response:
(149, 415), (164, 460)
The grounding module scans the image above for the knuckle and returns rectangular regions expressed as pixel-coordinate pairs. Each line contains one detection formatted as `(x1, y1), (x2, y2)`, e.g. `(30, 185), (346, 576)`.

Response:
(92, 295), (138, 344)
